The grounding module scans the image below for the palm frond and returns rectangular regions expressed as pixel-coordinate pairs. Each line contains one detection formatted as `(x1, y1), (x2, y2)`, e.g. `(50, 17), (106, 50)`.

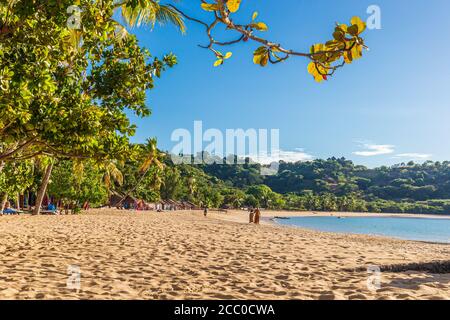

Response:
(139, 158), (153, 173)
(72, 161), (85, 185)
(113, 21), (130, 43)
(103, 173), (111, 189)
(154, 5), (186, 33)
(107, 162), (124, 186)
(120, 0), (185, 33)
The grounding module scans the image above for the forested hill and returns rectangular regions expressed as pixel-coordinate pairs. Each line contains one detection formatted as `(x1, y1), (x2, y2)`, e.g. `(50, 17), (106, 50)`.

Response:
(198, 158), (450, 202)
(38, 155), (450, 215)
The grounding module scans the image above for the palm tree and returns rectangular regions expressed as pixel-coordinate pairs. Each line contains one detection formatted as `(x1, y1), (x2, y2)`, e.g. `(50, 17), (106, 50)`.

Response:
(187, 176), (197, 199)
(118, 138), (165, 204)
(101, 161), (124, 195)
(114, 0), (185, 31)
(142, 138), (165, 192)
(112, 0), (185, 41)
(139, 138), (164, 174)
(64, 1), (185, 55)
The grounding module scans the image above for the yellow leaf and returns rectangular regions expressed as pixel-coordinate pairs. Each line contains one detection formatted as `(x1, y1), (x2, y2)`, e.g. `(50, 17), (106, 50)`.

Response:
(351, 44), (362, 60)
(260, 54), (269, 66)
(253, 53), (268, 66)
(224, 52), (233, 59)
(307, 62), (326, 83)
(350, 16), (366, 34)
(214, 59), (224, 67)
(251, 22), (268, 31)
(344, 51), (353, 64)
(227, 0), (242, 13)
(253, 54), (262, 65)
(253, 46), (269, 66)
(310, 43), (325, 54)
(252, 11), (258, 21)
(307, 62), (317, 75)
(337, 24), (348, 33)
(201, 3), (219, 11)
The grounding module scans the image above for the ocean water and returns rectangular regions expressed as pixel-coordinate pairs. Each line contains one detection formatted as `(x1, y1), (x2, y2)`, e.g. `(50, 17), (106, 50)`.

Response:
(275, 216), (450, 243)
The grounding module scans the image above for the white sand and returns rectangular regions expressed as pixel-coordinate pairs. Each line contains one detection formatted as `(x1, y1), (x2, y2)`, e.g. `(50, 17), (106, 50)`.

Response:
(0, 209), (449, 300)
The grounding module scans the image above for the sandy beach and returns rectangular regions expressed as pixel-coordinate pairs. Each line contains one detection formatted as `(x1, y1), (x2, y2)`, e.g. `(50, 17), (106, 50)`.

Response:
(0, 209), (449, 300)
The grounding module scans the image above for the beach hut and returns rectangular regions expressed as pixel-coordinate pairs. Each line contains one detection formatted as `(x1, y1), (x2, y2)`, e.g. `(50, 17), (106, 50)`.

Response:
(152, 200), (200, 211)
(109, 193), (138, 209)
(180, 201), (201, 210)
(163, 199), (178, 210)
(157, 199), (181, 211)
(145, 202), (157, 210)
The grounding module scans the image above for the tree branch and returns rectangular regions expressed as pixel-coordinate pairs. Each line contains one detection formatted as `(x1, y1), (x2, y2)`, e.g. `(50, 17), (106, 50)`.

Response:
(167, 1), (367, 78)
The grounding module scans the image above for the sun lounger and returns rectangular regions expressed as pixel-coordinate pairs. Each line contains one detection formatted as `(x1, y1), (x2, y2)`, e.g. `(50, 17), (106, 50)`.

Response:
(1, 209), (22, 215)
(40, 210), (59, 215)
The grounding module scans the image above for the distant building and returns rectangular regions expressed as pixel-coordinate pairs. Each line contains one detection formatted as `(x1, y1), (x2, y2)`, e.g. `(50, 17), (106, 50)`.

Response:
(109, 193), (138, 209)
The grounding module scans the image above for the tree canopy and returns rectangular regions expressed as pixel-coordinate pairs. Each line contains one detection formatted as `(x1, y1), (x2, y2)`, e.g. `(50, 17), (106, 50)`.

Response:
(1, 1), (371, 213)
(0, 0), (176, 164)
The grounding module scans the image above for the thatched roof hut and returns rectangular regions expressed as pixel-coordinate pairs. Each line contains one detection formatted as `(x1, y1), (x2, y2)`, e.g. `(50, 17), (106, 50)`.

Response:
(109, 192), (138, 209)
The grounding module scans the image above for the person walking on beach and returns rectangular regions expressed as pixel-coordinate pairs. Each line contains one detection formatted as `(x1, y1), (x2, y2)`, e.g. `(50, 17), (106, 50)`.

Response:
(254, 207), (261, 225)
(249, 208), (254, 223)
(203, 206), (208, 217)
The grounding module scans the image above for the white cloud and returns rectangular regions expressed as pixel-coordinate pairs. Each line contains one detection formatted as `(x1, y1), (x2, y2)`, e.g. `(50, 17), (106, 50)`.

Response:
(394, 153), (432, 160)
(249, 149), (314, 165)
(353, 144), (395, 157)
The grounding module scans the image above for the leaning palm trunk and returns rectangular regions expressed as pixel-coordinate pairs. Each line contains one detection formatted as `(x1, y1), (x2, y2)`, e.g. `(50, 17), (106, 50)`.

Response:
(33, 162), (54, 215)
(117, 166), (151, 206)
(117, 138), (163, 206)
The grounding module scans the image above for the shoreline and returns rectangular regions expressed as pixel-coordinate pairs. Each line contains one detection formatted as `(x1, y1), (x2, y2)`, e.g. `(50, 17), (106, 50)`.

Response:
(208, 209), (450, 227)
(263, 210), (450, 220)
(267, 217), (450, 246)
(208, 209), (450, 245)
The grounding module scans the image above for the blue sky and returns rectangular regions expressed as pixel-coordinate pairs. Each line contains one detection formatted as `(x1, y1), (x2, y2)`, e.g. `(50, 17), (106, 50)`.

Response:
(126, 0), (450, 167)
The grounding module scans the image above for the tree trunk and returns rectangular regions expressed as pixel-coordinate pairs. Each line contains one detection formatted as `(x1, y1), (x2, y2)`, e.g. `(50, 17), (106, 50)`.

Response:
(0, 161), (4, 174)
(33, 162), (54, 215)
(1, 193), (8, 214)
(26, 191), (31, 209)
(16, 193), (20, 210)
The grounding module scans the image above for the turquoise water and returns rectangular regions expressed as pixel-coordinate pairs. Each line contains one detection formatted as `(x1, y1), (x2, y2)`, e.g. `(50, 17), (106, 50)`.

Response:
(275, 216), (450, 243)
